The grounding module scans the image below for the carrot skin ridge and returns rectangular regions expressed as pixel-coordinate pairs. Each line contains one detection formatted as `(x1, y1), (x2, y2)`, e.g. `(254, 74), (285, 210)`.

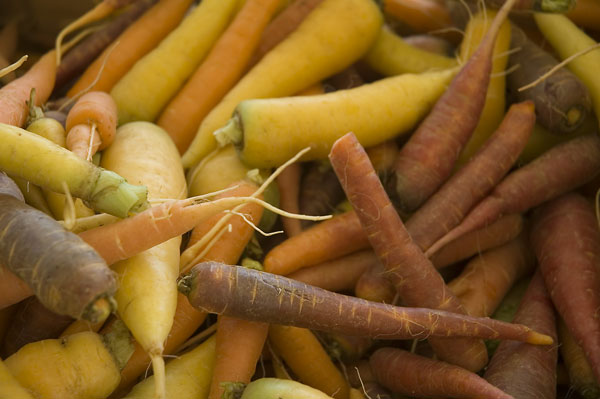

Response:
(181, 262), (553, 345)
(483, 269), (558, 399)
(328, 132), (488, 371)
(530, 192), (600, 384)
(405, 100), (535, 251)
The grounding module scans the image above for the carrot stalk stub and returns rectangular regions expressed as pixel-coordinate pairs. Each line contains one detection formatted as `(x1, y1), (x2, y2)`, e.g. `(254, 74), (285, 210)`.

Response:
(328, 132), (488, 372)
(179, 262), (553, 346)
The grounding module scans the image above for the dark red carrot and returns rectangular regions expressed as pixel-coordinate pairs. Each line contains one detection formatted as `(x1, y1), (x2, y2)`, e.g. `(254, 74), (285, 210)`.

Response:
(354, 262), (396, 304)
(405, 100), (535, 251)
(427, 132), (600, 257)
(329, 132), (488, 372)
(530, 192), (600, 384)
(388, 0), (519, 213)
(483, 269), (558, 399)
(178, 261), (553, 345)
(370, 347), (513, 399)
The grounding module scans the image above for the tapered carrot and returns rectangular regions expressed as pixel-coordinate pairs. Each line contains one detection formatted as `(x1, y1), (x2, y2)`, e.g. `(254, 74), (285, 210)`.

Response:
(0, 50), (55, 127)
(66, 0), (193, 97)
(277, 163), (303, 237)
(405, 100), (535, 252)
(156, 0), (282, 154)
(329, 132), (488, 372)
(269, 325), (350, 399)
(530, 192), (600, 384)
(179, 262), (553, 345)
(388, 0), (518, 212)
(426, 133), (600, 257)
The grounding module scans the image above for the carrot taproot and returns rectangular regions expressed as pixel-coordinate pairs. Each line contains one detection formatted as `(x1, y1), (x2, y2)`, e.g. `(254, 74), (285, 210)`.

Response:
(0, 172), (117, 322)
(112, 0), (240, 125)
(248, 0), (324, 67)
(181, 0), (383, 168)
(298, 161), (345, 229)
(447, 233), (535, 318)
(277, 162), (303, 237)
(0, 122), (149, 217)
(362, 25), (458, 76)
(269, 325), (350, 399)
(507, 24), (592, 134)
(240, 378), (336, 399)
(54, 0), (157, 93)
(405, 100), (535, 252)
(65, 91), (117, 160)
(430, 213), (523, 268)
(213, 67), (456, 169)
(370, 347), (513, 399)
(287, 249), (378, 292)
(179, 262), (554, 345)
(566, 0), (600, 31)
(483, 269), (558, 398)
(0, 50), (55, 127)
(354, 262), (396, 304)
(66, 0), (193, 97)
(0, 356), (35, 399)
(155, 0), (282, 153)
(388, 0), (518, 213)
(426, 132), (600, 257)
(329, 132), (488, 372)
(530, 192), (600, 385)
(383, 0), (453, 35)
(558, 317), (600, 399)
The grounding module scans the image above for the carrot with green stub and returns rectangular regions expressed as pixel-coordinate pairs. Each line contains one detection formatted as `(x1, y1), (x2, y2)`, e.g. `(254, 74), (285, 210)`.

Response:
(388, 0), (519, 213)
(179, 261), (553, 345)
(329, 132), (488, 372)
(0, 173), (117, 323)
(426, 132), (600, 257)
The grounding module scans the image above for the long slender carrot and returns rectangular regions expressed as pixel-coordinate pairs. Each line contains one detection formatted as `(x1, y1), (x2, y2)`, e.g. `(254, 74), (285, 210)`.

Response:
(179, 261), (553, 345)
(0, 50), (56, 127)
(426, 132), (600, 257)
(388, 0), (518, 213)
(156, 0), (282, 154)
(405, 100), (535, 252)
(329, 132), (488, 372)
(66, 0), (193, 97)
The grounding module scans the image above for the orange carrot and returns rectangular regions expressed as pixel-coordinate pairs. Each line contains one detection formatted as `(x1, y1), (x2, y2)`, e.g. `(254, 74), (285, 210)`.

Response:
(0, 20), (19, 84)
(277, 163), (303, 237)
(0, 50), (56, 127)
(248, 0), (324, 67)
(269, 325), (350, 399)
(65, 91), (117, 160)
(156, 0), (282, 154)
(329, 132), (488, 372)
(388, 0), (519, 213)
(0, 268), (33, 310)
(566, 0), (600, 31)
(66, 0), (193, 97)
(383, 0), (453, 35)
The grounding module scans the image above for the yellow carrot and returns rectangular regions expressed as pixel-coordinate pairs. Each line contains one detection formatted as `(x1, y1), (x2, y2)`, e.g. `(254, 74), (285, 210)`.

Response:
(0, 357), (35, 399)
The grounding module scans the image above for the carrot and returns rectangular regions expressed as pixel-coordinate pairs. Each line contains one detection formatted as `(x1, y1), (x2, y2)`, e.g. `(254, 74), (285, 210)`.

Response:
(362, 25), (458, 76)
(0, 268), (33, 310)
(54, 0), (157, 93)
(383, 0), (453, 35)
(112, 0), (240, 125)
(179, 261), (554, 345)
(240, 378), (336, 399)
(1, 297), (73, 358)
(426, 132), (600, 257)
(403, 33), (455, 55)
(269, 325), (350, 399)
(0, 172), (117, 322)
(155, 0), (282, 153)
(388, 0), (518, 213)
(484, 0), (574, 10)
(0, 123), (149, 217)
(447, 233), (535, 318)
(329, 132), (488, 372)
(0, 50), (55, 127)
(287, 249), (378, 292)
(298, 161), (345, 229)
(248, 0), (324, 67)
(0, 19), (19, 85)
(213, 67), (456, 169)
(0, 357), (35, 399)
(507, 24), (592, 134)
(558, 317), (600, 399)
(370, 347), (513, 399)
(566, 0), (600, 31)
(483, 269), (558, 399)
(65, 91), (117, 160)
(405, 100), (535, 252)
(430, 213), (523, 268)
(354, 262), (396, 304)
(530, 192), (600, 384)
(66, 0), (193, 97)
(181, 0), (383, 168)
(277, 162), (303, 237)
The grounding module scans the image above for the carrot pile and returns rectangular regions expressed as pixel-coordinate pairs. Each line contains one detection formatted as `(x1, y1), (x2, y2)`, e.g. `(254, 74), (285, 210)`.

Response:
(1, 0), (600, 398)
